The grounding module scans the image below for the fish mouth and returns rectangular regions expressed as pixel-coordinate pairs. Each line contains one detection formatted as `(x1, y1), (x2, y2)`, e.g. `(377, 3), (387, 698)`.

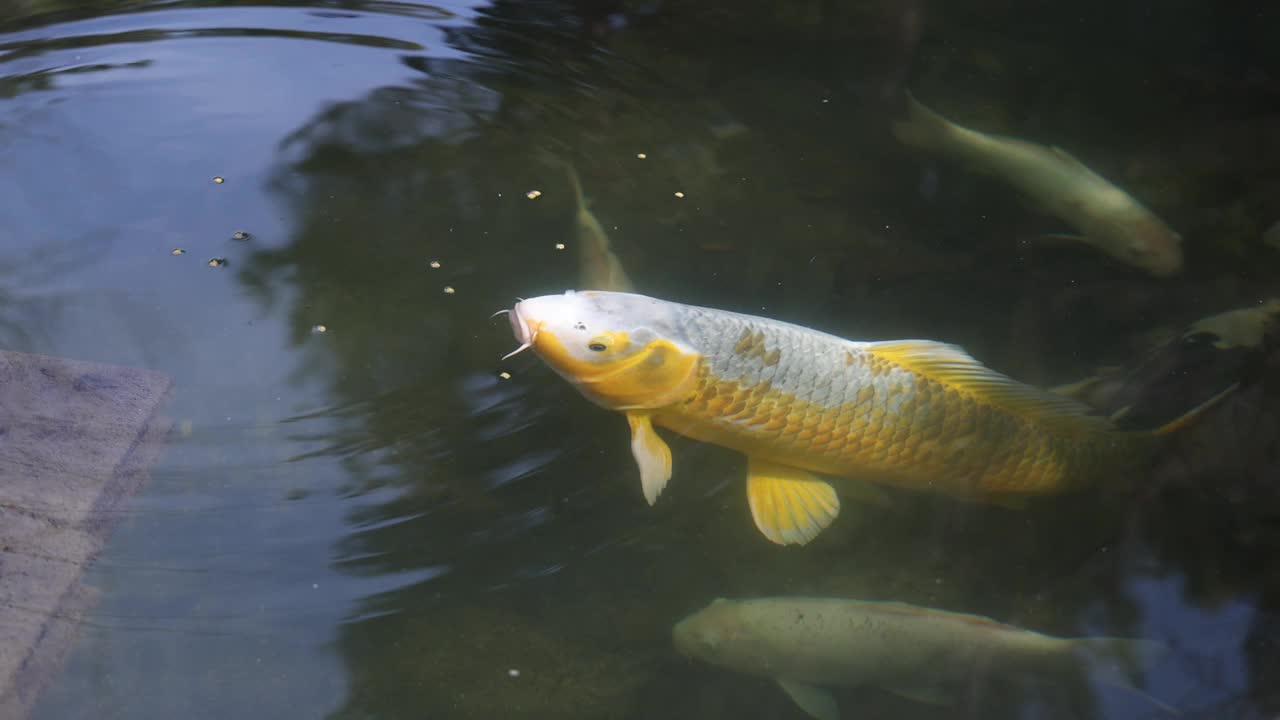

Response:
(509, 302), (531, 344)
(504, 301), (542, 361)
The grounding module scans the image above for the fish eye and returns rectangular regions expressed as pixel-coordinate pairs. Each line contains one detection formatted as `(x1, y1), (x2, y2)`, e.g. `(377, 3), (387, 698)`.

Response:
(584, 332), (629, 355)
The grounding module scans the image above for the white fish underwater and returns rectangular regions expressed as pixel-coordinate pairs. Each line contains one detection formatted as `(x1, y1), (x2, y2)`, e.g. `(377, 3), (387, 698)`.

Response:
(564, 162), (634, 293)
(673, 595), (1171, 720)
(892, 92), (1183, 277)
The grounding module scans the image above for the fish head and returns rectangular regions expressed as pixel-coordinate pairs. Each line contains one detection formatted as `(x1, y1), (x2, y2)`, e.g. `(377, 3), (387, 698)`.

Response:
(1100, 212), (1183, 277)
(509, 290), (702, 410)
(672, 598), (773, 675)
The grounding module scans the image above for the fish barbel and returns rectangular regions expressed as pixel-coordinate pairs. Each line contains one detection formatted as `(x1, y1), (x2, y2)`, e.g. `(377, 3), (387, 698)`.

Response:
(673, 596), (1169, 720)
(508, 290), (1225, 545)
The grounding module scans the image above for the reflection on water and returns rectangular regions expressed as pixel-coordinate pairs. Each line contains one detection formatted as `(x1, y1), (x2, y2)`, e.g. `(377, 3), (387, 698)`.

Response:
(0, 0), (1277, 718)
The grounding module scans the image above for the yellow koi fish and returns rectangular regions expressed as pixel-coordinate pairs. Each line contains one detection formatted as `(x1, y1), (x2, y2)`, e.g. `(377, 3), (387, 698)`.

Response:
(893, 92), (1183, 277)
(506, 291), (1225, 545)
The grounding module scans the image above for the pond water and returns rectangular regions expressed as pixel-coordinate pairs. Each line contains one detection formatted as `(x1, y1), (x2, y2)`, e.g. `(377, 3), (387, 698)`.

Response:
(1, 1), (1278, 719)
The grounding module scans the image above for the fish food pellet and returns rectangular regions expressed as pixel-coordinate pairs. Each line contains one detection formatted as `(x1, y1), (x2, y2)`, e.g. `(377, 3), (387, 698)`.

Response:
(213, 176), (225, 184)
(443, 286), (456, 295)
(171, 248), (185, 255)
(429, 259), (441, 269)
(208, 257), (227, 268)
(554, 243), (565, 250)
(526, 190), (542, 199)
(232, 231), (250, 240)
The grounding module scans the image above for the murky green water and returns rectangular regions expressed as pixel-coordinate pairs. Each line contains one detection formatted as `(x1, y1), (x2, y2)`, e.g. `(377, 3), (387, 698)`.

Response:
(2, 1), (1278, 718)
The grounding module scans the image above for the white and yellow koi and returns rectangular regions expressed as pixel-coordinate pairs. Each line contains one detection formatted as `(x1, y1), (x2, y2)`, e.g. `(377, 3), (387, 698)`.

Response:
(506, 291), (1226, 545)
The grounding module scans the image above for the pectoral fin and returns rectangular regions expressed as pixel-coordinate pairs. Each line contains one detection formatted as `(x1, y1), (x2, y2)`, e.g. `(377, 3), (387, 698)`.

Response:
(627, 411), (672, 505)
(1109, 404), (1134, 423)
(777, 679), (839, 720)
(746, 458), (840, 546)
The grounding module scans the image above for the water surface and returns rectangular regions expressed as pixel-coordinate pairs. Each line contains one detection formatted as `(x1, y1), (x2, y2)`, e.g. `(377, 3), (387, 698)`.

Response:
(2, 1), (1278, 718)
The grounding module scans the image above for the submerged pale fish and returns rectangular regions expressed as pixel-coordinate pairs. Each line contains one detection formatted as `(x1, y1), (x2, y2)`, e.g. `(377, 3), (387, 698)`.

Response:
(892, 92), (1183, 277)
(673, 596), (1169, 720)
(564, 162), (634, 293)
(1184, 297), (1280, 350)
(1051, 298), (1279, 408)
(508, 291), (1225, 545)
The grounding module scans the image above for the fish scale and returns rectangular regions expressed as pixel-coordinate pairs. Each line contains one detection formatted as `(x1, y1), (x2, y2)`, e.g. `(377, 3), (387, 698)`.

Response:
(660, 309), (1137, 500)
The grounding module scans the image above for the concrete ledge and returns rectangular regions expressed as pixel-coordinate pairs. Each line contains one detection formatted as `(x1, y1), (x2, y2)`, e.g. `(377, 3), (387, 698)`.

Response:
(0, 350), (173, 719)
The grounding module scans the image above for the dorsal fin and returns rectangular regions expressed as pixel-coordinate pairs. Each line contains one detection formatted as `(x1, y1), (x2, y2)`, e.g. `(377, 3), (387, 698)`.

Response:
(1047, 145), (1110, 183)
(1048, 145), (1086, 166)
(564, 162), (590, 211)
(865, 340), (1114, 431)
(868, 600), (1023, 632)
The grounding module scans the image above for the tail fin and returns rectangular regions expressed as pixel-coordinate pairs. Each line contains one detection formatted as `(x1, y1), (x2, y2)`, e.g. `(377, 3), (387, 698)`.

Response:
(891, 91), (957, 152)
(531, 149), (588, 211)
(1071, 636), (1169, 670)
(1153, 382), (1239, 437)
(1071, 638), (1181, 715)
(563, 162), (588, 212)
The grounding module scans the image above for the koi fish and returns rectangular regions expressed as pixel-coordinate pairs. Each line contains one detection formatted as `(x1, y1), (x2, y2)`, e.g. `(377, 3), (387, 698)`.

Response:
(1049, 300), (1272, 425)
(564, 162), (634, 293)
(1183, 298), (1280, 350)
(505, 291), (1227, 545)
(892, 92), (1183, 277)
(673, 596), (1170, 720)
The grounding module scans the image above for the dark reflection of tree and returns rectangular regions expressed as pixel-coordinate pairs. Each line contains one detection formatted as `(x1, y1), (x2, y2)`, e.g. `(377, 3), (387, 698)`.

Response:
(237, 1), (1280, 718)
(0, 0), (129, 26)
(234, 4), (757, 716)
